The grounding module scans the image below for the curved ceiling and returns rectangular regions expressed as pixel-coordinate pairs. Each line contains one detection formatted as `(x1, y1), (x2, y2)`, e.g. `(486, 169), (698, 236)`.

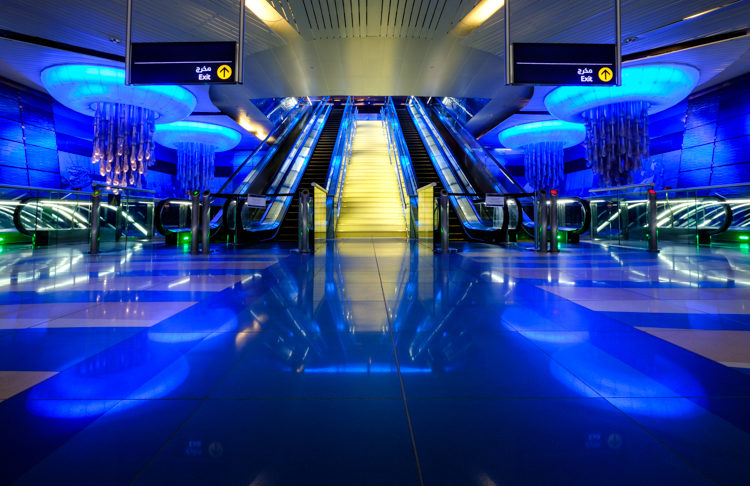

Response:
(0, 0), (749, 128)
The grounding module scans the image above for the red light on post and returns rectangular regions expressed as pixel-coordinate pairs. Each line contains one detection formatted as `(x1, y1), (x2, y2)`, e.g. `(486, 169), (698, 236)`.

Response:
(550, 189), (558, 196)
(648, 189), (656, 195)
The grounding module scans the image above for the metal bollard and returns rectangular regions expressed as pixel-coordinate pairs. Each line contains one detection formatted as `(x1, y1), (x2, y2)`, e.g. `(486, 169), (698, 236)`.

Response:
(549, 189), (559, 253)
(647, 188), (659, 253)
(439, 190), (450, 254)
(298, 189), (311, 253)
(89, 189), (101, 255)
(190, 190), (200, 255)
(536, 190), (548, 252)
(201, 190), (211, 255)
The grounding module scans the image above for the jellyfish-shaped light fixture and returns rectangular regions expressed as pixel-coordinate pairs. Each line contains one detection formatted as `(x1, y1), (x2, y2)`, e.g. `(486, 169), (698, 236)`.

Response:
(154, 121), (241, 194)
(499, 121), (585, 190)
(545, 63), (699, 186)
(41, 65), (196, 190)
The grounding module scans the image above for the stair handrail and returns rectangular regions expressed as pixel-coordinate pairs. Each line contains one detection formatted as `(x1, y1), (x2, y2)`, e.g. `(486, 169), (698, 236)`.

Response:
(381, 100), (410, 232)
(330, 99), (357, 224)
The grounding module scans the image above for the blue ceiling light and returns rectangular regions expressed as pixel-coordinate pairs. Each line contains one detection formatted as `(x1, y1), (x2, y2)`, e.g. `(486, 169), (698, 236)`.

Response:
(40, 64), (196, 123)
(154, 121), (242, 151)
(498, 120), (585, 149)
(41, 64), (197, 190)
(498, 121), (585, 190)
(544, 63), (699, 186)
(544, 63), (700, 122)
(155, 121), (242, 193)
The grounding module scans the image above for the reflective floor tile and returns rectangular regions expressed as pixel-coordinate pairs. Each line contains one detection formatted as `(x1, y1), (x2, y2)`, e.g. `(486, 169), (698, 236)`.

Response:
(409, 398), (711, 485)
(212, 332), (402, 399)
(135, 399), (419, 486)
(40, 301), (197, 328)
(0, 328), (143, 371)
(0, 371), (57, 399)
(14, 399), (200, 486)
(608, 396), (750, 485)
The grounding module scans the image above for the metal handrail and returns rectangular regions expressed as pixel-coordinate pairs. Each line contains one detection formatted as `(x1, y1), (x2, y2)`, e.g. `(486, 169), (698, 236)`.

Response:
(216, 98), (309, 195)
(92, 183), (156, 194)
(655, 182), (750, 194)
(334, 103), (357, 222)
(589, 183), (654, 193)
(0, 183), (95, 196)
(382, 106), (409, 228)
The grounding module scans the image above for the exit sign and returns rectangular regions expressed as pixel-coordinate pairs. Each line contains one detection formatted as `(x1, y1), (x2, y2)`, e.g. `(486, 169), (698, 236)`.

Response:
(128, 41), (238, 85)
(510, 43), (619, 86)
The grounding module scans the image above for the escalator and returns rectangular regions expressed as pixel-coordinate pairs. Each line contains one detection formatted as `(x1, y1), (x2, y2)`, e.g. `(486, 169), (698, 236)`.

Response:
(276, 107), (344, 241)
(396, 108), (465, 241)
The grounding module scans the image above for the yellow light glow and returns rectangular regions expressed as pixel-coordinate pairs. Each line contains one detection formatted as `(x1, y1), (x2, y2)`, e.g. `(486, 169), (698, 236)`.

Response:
(452, 0), (505, 37)
(245, 0), (301, 41)
(245, 0), (284, 22)
(683, 6), (723, 20)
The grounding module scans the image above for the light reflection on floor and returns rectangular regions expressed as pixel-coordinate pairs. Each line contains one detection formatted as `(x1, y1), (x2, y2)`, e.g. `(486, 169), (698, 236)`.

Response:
(0, 239), (749, 485)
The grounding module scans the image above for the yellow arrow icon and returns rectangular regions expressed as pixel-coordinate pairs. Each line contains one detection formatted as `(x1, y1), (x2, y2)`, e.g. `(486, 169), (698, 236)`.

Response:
(217, 65), (233, 80)
(598, 67), (613, 82)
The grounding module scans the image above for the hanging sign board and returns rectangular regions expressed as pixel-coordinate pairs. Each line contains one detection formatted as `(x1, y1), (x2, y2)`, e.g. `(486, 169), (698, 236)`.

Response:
(128, 41), (238, 85)
(485, 194), (506, 207)
(510, 43), (618, 86)
(246, 195), (267, 208)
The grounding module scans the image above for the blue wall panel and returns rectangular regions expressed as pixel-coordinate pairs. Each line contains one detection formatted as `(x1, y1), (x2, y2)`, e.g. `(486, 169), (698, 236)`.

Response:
(23, 126), (57, 150)
(0, 95), (20, 122)
(26, 146), (60, 172)
(563, 71), (750, 192)
(0, 119), (23, 142)
(0, 166), (29, 186)
(0, 139), (27, 169)
(28, 169), (60, 188)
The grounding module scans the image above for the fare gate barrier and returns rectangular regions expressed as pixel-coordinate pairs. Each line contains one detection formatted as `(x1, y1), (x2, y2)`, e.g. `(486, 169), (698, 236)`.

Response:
(298, 188), (312, 253)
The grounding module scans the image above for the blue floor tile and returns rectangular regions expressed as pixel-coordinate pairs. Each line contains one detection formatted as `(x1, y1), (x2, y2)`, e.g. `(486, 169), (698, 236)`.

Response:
(14, 399), (200, 486)
(134, 399), (420, 485)
(409, 398), (712, 485)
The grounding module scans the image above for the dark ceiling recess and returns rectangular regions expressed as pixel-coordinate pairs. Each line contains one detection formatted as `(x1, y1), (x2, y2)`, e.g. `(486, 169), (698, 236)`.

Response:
(623, 29), (749, 62)
(0, 29), (124, 62)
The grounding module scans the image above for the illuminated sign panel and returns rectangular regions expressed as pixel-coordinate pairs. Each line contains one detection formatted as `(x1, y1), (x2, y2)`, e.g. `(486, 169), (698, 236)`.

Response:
(129, 42), (237, 85)
(511, 43), (618, 86)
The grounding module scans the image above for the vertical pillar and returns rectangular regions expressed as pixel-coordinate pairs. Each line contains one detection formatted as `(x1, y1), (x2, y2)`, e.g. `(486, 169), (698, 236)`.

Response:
(298, 189), (311, 253)
(89, 189), (101, 255)
(536, 190), (548, 252)
(549, 189), (559, 253)
(439, 190), (449, 254)
(190, 190), (199, 255)
(202, 190), (211, 254)
(648, 189), (659, 253)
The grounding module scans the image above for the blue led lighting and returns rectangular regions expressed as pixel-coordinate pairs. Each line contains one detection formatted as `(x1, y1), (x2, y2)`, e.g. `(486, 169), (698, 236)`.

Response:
(41, 64), (196, 123)
(545, 63), (700, 122)
(154, 121), (242, 152)
(498, 120), (585, 149)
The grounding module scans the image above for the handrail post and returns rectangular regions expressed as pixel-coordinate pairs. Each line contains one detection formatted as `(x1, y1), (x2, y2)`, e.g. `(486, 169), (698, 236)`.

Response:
(439, 190), (450, 254)
(536, 190), (548, 252)
(298, 188), (311, 253)
(190, 190), (200, 255)
(89, 189), (101, 255)
(648, 188), (659, 253)
(549, 189), (559, 253)
(201, 190), (211, 255)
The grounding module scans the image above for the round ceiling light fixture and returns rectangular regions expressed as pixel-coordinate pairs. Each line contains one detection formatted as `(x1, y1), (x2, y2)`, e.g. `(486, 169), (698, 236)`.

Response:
(545, 64), (699, 186)
(41, 64), (196, 190)
(499, 120), (585, 190)
(155, 121), (242, 194)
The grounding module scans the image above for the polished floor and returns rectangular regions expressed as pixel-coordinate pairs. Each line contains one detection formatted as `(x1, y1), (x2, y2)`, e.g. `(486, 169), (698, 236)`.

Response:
(1, 239), (749, 485)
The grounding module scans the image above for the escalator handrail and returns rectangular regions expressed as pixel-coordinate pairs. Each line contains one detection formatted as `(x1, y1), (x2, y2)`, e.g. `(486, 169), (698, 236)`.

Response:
(409, 97), (475, 199)
(216, 98), (311, 196)
(431, 98), (525, 195)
